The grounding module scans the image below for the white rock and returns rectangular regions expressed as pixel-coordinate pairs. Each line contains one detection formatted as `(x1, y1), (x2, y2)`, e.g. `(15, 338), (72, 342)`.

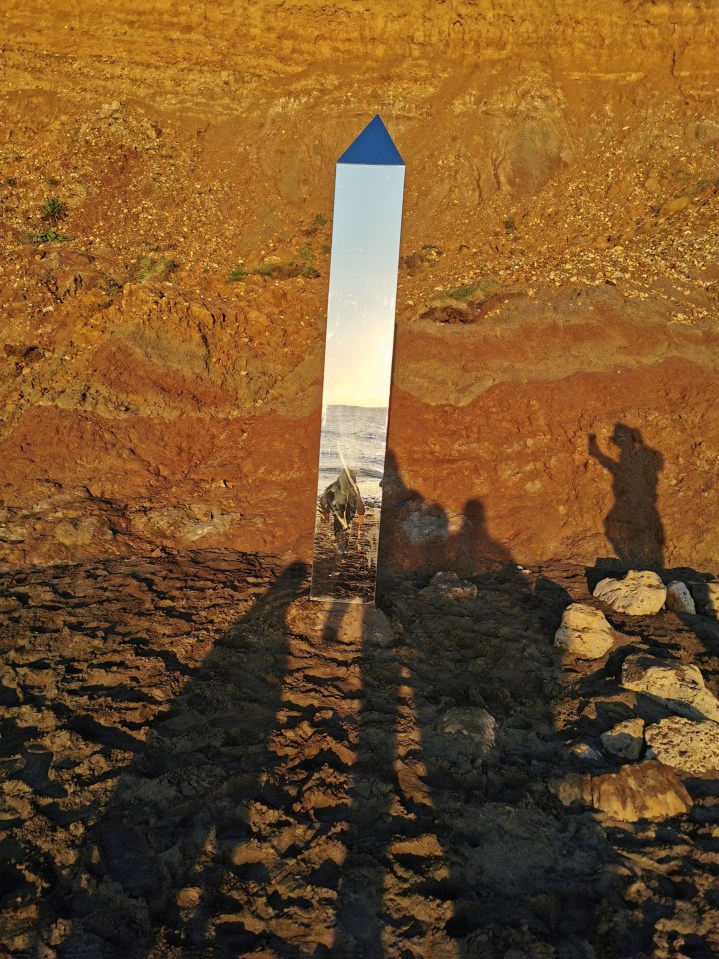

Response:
(593, 570), (667, 615)
(570, 741), (604, 763)
(600, 718), (645, 761)
(426, 571), (477, 600)
(621, 654), (719, 722)
(665, 581), (696, 615)
(554, 603), (614, 659)
(689, 581), (719, 620)
(645, 716), (719, 775)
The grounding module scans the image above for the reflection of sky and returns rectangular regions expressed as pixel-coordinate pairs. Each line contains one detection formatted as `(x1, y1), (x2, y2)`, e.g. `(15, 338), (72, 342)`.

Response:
(322, 163), (405, 408)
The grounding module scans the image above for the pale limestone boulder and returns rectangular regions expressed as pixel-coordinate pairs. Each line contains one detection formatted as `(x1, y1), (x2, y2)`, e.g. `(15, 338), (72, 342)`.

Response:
(554, 603), (614, 659)
(645, 716), (719, 775)
(665, 581), (696, 615)
(689, 581), (719, 620)
(621, 654), (719, 722)
(593, 570), (667, 615)
(555, 761), (692, 822)
(600, 718), (645, 761)
(587, 761), (692, 821)
(425, 571), (477, 600)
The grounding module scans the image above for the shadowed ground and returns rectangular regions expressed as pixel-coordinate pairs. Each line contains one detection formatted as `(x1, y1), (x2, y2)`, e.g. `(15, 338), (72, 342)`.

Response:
(1, 550), (718, 957)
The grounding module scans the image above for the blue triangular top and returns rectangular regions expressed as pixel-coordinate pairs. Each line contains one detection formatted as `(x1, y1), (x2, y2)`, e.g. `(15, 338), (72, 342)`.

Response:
(338, 115), (404, 166)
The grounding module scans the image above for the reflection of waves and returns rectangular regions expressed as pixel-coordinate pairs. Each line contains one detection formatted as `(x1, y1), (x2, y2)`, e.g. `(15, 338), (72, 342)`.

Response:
(318, 405), (388, 506)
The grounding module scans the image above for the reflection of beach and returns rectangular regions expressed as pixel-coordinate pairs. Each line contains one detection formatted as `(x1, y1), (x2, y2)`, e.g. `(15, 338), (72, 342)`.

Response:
(318, 405), (387, 506)
(311, 502), (379, 602)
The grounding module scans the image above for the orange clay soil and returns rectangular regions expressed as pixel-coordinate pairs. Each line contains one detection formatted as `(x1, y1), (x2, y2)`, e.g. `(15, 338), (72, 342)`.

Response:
(1, 0), (719, 571)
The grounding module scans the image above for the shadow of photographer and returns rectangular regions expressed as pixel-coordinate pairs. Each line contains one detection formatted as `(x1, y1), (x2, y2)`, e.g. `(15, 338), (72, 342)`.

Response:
(19, 450), (650, 958)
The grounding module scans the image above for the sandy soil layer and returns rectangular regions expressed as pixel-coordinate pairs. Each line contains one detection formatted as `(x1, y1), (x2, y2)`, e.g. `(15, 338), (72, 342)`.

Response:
(1, 551), (718, 958)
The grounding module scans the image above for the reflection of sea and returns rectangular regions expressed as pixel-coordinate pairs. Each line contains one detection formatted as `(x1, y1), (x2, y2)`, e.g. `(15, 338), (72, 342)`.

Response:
(318, 405), (388, 506)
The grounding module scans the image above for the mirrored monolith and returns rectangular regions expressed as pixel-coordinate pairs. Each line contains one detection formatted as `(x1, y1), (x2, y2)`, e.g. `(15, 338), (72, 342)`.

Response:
(311, 116), (405, 603)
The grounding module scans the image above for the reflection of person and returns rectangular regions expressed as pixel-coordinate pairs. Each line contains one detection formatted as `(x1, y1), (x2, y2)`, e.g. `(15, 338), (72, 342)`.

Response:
(319, 468), (365, 555)
(589, 424), (665, 567)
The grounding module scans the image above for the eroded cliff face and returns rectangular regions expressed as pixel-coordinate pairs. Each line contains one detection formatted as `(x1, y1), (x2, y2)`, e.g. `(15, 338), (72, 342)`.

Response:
(1, 0), (718, 571)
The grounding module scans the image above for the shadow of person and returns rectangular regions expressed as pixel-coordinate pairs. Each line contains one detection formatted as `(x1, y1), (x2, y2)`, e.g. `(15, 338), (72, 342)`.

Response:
(589, 424), (665, 569)
(20, 476), (648, 955)
(450, 498), (516, 577)
(41, 557), (309, 958)
(325, 599), (406, 957)
(376, 447), (451, 585)
(370, 451), (645, 957)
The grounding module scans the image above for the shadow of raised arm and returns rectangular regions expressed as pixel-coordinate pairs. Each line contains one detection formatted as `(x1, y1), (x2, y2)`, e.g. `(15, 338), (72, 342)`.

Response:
(588, 432), (616, 473)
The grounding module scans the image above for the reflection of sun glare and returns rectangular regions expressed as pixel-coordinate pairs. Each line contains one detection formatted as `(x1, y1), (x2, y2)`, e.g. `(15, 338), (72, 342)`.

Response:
(323, 303), (396, 406)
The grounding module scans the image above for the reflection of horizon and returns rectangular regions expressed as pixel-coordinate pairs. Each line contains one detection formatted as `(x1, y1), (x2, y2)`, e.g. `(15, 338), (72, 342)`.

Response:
(322, 402), (389, 414)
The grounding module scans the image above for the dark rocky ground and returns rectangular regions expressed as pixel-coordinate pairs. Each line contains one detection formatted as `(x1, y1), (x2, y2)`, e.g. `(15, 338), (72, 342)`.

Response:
(310, 506), (380, 603)
(1, 550), (718, 958)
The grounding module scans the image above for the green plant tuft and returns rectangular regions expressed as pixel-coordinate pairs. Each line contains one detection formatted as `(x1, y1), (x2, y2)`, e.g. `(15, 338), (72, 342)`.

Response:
(301, 212), (329, 236)
(136, 256), (176, 282)
(102, 273), (123, 294)
(693, 175), (719, 194)
(41, 196), (68, 223)
(229, 260), (320, 282)
(435, 277), (502, 303)
(26, 230), (73, 244)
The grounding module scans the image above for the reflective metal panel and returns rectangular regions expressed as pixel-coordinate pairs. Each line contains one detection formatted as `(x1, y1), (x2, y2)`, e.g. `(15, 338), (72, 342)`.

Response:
(311, 118), (405, 603)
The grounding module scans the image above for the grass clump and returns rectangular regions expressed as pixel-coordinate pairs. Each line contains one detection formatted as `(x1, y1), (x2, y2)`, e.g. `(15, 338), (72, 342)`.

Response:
(41, 196), (68, 224)
(435, 277), (502, 302)
(229, 263), (274, 281)
(504, 215), (516, 234)
(301, 212), (329, 236)
(229, 260), (320, 282)
(101, 273), (123, 294)
(693, 175), (719, 194)
(136, 256), (176, 282)
(401, 244), (443, 273)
